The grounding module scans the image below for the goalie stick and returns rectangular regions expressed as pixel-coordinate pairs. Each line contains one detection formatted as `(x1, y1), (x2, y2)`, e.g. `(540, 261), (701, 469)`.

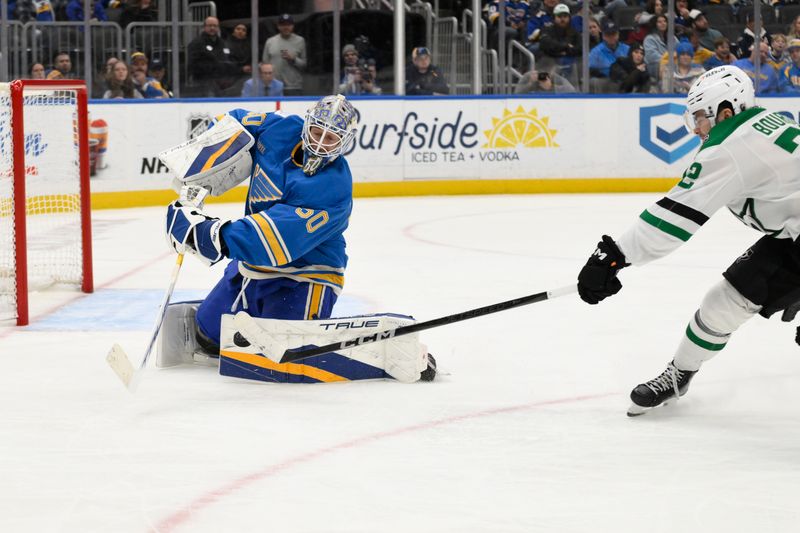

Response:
(106, 186), (209, 392)
(265, 284), (578, 364)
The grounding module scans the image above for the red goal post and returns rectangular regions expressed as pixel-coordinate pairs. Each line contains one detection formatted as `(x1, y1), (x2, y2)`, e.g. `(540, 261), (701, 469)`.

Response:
(0, 79), (93, 326)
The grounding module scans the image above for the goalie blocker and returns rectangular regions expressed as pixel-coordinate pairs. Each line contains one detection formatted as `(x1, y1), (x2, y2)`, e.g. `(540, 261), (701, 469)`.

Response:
(156, 304), (436, 383)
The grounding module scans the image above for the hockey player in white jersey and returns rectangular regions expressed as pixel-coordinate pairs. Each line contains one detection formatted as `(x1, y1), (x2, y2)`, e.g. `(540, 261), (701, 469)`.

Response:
(576, 65), (800, 415)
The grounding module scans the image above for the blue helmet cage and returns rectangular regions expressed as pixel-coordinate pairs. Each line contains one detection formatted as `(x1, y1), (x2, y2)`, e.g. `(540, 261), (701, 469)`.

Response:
(301, 94), (358, 175)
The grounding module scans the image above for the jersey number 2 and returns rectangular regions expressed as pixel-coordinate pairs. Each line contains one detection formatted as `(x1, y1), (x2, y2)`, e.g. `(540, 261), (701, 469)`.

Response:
(774, 127), (800, 154)
(678, 162), (702, 190)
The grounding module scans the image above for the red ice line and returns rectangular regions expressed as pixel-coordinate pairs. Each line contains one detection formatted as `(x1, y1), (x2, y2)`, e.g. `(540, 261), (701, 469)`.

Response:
(154, 392), (615, 532)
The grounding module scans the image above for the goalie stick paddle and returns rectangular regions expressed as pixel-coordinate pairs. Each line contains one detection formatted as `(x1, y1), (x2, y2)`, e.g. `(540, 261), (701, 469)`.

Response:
(105, 186), (208, 392)
(277, 284), (578, 364)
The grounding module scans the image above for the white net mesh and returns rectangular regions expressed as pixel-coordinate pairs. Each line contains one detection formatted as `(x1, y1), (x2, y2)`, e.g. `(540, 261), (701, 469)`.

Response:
(0, 84), (85, 322)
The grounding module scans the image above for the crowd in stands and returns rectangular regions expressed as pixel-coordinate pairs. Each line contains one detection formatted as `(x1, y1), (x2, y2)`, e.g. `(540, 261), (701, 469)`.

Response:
(23, 1), (800, 97)
(489, 0), (800, 94)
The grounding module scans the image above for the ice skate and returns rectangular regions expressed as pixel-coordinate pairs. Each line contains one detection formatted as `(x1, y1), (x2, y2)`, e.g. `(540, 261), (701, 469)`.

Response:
(627, 361), (697, 417)
(420, 354), (437, 382)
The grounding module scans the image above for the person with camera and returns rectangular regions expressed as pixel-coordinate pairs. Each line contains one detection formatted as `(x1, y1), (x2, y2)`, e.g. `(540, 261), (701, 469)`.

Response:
(405, 47), (449, 96)
(339, 63), (382, 96)
(514, 69), (576, 94)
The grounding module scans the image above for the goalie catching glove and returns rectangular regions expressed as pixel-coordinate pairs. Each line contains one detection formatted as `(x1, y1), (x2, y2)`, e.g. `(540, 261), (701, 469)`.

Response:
(577, 235), (629, 304)
(166, 201), (227, 266)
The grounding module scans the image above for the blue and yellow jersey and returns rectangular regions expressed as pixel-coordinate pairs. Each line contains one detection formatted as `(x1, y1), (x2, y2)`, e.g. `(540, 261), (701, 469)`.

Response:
(219, 109), (353, 293)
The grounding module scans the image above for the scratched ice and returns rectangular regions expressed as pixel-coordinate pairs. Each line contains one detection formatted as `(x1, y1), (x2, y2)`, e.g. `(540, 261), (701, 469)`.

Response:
(2, 195), (799, 533)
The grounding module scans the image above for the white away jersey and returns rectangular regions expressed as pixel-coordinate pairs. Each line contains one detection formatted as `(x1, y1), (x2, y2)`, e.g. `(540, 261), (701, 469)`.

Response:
(617, 107), (800, 265)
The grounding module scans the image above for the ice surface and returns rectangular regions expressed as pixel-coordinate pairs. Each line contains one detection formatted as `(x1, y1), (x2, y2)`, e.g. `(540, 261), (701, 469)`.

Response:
(2, 194), (799, 532)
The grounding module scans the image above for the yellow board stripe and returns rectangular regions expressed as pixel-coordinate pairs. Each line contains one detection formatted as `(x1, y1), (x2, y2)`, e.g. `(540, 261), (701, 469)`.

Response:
(88, 178), (681, 210)
(306, 284), (324, 319)
(201, 131), (243, 172)
(251, 213), (290, 265)
(220, 349), (348, 383)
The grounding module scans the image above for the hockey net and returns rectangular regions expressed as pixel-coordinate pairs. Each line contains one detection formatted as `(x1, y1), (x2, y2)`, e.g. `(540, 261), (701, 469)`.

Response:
(0, 80), (93, 326)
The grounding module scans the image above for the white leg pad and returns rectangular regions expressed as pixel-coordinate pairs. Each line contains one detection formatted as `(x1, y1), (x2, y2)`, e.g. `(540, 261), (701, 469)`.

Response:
(156, 302), (201, 368)
(674, 279), (761, 371)
(223, 313), (430, 383)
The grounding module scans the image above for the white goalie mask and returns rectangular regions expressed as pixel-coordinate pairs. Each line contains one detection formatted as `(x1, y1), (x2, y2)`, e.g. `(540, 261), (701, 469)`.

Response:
(301, 94), (358, 175)
(684, 65), (755, 133)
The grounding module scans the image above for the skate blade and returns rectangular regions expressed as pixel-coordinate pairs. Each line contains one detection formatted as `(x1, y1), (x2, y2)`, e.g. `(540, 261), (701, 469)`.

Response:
(626, 403), (648, 417)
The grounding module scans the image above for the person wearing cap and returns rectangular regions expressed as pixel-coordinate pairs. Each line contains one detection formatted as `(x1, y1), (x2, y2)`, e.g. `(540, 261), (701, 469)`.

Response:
(118, 0), (158, 29)
(689, 9), (722, 52)
(262, 14), (307, 96)
(406, 47), (449, 95)
(611, 42), (652, 93)
(526, 0), (580, 54)
(703, 36), (736, 70)
(644, 14), (669, 78)
(736, 12), (771, 60)
(241, 62), (284, 97)
(626, 12), (654, 46)
(128, 52), (169, 98)
(734, 40), (788, 94)
(340, 43), (360, 87)
(539, 4), (582, 79)
(661, 40), (704, 94)
(488, 0), (529, 49)
(779, 38), (800, 93)
(227, 23), (253, 79)
(187, 16), (241, 96)
(589, 19), (630, 79)
(148, 58), (173, 97)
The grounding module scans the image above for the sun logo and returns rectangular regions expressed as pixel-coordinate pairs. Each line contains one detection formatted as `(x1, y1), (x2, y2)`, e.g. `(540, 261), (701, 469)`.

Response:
(483, 106), (558, 148)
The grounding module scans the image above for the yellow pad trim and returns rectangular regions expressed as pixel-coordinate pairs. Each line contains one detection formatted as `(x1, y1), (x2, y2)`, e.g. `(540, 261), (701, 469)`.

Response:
(220, 349), (349, 383)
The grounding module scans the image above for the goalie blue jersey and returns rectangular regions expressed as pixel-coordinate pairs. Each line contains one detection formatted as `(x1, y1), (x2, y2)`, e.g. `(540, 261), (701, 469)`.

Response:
(219, 109), (353, 294)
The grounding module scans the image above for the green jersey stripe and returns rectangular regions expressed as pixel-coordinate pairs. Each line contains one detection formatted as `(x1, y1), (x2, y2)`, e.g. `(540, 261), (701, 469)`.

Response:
(640, 210), (693, 241)
(699, 107), (765, 152)
(685, 325), (727, 351)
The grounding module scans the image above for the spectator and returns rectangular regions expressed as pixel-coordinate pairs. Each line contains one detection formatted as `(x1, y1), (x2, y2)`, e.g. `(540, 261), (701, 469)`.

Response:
(118, 0), (157, 29)
(103, 61), (143, 99)
(611, 42), (652, 93)
(587, 17), (602, 50)
(66, 0), (106, 21)
(539, 5), (581, 69)
(644, 0), (663, 18)
(661, 41), (704, 94)
(340, 64), (382, 96)
(129, 52), (169, 98)
(736, 12), (771, 59)
(514, 70), (576, 93)
(148, 58), (173, 97)
(689, 9), (722, 52)
(187, 16), (240, 96)
(659, 30), (713, 73)
(226, 23), (253, 77)
(487, 0), (529, 48)
(262, 13), (307, 96)
(780, 38), (800, 93)
(28, 62), (46, 79)
(734, 41), (787, 94)
(241, 63), (284, 97)
(526, 0), (580, 54)
(46, 51), (72, 79)
(8, 0), (55, 21)
(767, 34), (789, 71)
(627, 12), (654, 46)
(340, 43), (361, 89)
(589, 19), (630, 79)
(703, 37), (736, 70)
(787, 15), (800, 40)
(674, 0), (691, 29)
(644, 14), (669, 78)
(405, 46), (449, 95)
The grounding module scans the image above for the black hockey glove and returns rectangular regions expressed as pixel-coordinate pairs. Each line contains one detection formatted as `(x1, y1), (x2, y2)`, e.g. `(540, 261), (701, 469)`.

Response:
(577, 235), (628, 305)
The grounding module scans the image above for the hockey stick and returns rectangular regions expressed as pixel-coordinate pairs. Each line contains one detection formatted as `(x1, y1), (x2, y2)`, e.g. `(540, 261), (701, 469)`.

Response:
(106, 186), (209, 391)
(270, 284), (577, 364)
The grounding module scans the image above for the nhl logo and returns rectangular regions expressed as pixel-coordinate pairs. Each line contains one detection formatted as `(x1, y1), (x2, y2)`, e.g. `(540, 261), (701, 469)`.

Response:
(187, 113), (212, 140)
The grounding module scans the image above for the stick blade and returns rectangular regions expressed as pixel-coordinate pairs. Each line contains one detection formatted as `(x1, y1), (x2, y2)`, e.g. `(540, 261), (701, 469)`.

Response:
(106, 343), (136, 390)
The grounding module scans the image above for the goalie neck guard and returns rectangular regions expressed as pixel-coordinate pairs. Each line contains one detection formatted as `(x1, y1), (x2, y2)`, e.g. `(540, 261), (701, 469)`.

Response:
(301, 94), (358, 176)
